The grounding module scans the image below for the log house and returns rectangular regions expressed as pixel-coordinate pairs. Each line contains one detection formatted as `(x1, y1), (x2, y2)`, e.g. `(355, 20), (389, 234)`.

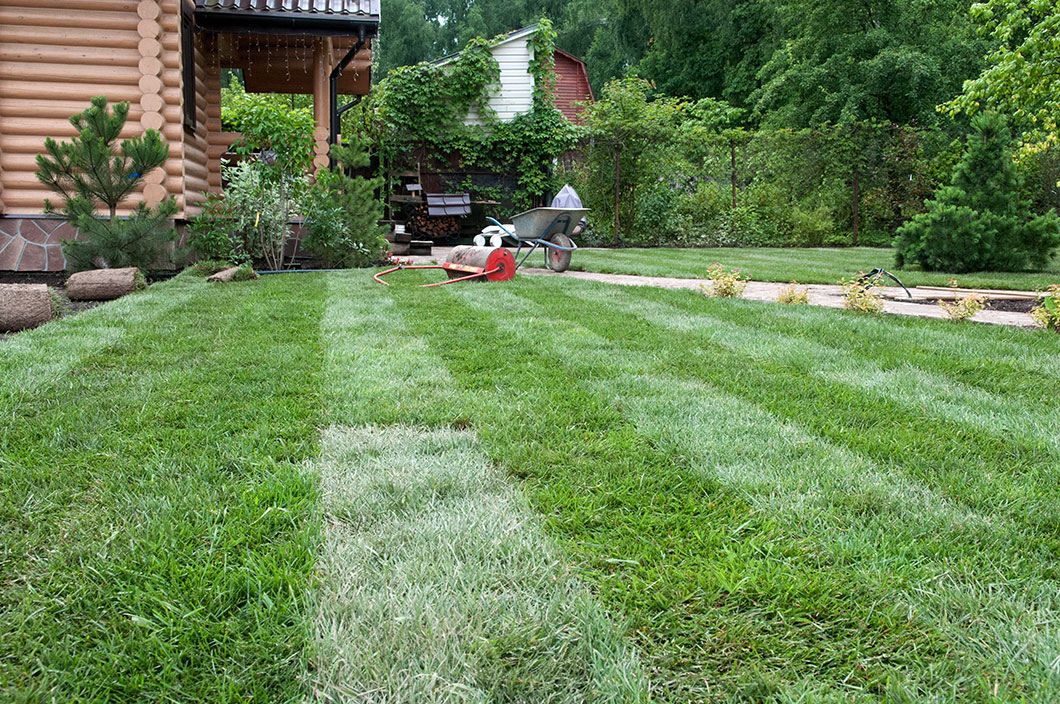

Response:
(0, 0), (379, 271)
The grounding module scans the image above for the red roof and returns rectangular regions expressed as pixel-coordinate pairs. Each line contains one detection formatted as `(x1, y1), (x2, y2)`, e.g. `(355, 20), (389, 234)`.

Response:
(552, 48), (593, 124)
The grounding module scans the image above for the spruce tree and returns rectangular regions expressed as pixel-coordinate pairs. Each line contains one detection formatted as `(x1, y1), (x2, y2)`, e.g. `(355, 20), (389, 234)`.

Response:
(36, 96), (177, 272)
(302, 135), (388, 268)
(894, 113), (1060, 273)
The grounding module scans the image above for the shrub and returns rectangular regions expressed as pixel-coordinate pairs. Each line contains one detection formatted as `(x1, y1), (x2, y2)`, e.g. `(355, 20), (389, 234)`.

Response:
(302, 138), (388, 268)
(703, 262), (749, 298)
(840, 275), (884, 313)
(1031, 285), (1060, 332)
(939, 293), (987, 322)
(778, 281), (810, 304)
(894, 113), (1060, 273)
(186, 193), (238, 262)
(36, 96), (177, 272)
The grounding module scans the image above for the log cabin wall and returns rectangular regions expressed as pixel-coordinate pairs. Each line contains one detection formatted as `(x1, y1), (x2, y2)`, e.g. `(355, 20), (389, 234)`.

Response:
(0, 0), (188, 216)
(0, 0), (196, 270)
(182, 24), (210, 216)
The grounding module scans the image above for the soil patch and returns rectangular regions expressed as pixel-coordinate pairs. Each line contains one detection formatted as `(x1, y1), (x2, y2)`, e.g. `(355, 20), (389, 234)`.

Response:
(900, 297), (1038, 314)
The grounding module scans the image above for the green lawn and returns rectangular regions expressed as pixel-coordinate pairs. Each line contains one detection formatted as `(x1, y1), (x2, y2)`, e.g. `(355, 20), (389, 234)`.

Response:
(571, 246), (1060, 290)
(2, 268), (1060, 702)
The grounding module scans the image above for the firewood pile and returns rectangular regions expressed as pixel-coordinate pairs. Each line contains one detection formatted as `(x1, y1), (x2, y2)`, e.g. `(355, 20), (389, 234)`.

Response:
(405, 205), (460, 240)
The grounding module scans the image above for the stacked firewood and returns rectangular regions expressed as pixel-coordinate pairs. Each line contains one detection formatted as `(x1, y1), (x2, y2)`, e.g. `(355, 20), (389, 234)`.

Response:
(405, 205), (460, 241)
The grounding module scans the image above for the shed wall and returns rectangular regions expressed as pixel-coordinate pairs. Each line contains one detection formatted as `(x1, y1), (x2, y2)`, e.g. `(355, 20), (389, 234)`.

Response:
(553, 52), (591, 124)
(464, 34), (533, 125)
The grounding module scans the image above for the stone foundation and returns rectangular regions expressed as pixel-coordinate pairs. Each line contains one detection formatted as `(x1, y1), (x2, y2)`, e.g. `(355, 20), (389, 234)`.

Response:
(0, 217), (76, 272)
(0, 216), (308, 271)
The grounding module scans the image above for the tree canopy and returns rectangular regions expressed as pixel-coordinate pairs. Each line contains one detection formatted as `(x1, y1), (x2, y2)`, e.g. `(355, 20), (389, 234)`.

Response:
(376, 0), (998, 131)
(942, 0), (1060, 150)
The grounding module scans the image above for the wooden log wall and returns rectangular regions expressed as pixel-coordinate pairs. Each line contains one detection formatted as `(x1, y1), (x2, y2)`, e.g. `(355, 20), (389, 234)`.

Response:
(204, 61), (239, 195)
(0, 0), (188, 216)
(182, 26), (210, 215)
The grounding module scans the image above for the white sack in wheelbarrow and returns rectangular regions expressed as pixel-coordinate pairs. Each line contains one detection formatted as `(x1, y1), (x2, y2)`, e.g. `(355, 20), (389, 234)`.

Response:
(550, 184), (588, 228)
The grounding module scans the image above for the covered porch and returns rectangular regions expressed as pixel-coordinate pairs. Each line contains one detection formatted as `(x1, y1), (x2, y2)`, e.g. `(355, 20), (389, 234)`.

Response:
(190, 0), (378, 193)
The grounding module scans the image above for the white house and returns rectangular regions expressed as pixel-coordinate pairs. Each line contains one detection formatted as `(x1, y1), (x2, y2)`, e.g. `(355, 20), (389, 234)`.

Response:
(435, 24), (593, 126)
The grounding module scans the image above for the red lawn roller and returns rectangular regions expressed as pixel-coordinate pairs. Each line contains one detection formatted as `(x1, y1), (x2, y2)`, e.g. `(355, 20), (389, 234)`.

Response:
(373, 245), (515, 287)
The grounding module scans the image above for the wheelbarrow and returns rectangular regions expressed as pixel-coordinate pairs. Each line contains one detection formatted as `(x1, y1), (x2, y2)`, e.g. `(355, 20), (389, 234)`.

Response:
(482, 207), (588, 273)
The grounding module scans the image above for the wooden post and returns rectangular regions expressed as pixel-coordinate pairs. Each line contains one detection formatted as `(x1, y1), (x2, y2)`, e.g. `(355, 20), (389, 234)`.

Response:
(613, 146), (621, 247)
(311, 38), (333, 173)
(730, 138), (738, 209)
(852, 162), (860, 247)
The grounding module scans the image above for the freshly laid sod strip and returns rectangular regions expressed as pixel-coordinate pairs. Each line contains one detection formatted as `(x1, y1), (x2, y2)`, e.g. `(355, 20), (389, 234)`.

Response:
(313, 426), (648, 701)
(311, 275), (648, 701)
(0, 273), (325, 701)
(385, 273), (1060, 701)
(571, 246), (1060, 290)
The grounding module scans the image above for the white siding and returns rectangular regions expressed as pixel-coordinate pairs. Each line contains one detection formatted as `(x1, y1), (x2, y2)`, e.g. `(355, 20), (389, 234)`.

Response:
(464, 34), (534, 125)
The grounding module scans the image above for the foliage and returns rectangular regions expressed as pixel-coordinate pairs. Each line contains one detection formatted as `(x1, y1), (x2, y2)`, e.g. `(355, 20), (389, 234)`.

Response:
(186, 192), (237, 262)
(527, 18), (558, 106)
(578, 77), (685, 243)
(61, 200), (180, 273)
(572, 83), (964, 247)
(192, 160), (307, 270)
(942, 0), (1060, 151)
(222, 88), (315, 175)
(840, 274), (885, 313)
(777, 281), (810, 304)
(1031, 284), (1060, 332)
(35, 96), (177, 271)
(702, 262), (749, 298)
(752, 0), (985, 127)
(939, 293), (988, 321)
(895, 113), (1060, 272)
(303, 138), (389, 268)
(371, 22), (579, 210)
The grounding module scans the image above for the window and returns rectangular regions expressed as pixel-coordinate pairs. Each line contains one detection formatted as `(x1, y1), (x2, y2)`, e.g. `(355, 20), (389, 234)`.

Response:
(181, 4), (196, 131)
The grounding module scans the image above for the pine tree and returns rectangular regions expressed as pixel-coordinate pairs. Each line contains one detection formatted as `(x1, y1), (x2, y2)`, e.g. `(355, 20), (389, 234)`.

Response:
(894, 113), (1060, 273)
(36, 96), (177, 272)
(302, 135), (388, 268)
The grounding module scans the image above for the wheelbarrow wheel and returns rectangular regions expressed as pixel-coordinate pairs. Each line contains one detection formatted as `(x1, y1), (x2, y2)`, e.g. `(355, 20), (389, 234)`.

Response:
(546, 233), (573, 272)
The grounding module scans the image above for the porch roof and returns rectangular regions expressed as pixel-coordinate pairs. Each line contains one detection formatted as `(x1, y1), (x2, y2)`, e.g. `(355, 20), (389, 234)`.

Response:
(194, 0), (380, 36)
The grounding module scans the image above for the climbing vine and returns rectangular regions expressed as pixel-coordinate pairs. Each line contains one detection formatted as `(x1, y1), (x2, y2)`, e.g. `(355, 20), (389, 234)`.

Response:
(527, 19), (557, 108)
(368, 20), (578, 210)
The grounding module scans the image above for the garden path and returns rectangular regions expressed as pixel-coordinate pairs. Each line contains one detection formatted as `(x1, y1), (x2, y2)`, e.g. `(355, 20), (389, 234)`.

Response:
(408, 247), (1036, 328)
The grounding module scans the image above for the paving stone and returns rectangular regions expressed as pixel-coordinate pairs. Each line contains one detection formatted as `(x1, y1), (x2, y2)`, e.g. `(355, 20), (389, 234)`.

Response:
(45, 222), (77, 244)
(21, 222), (49, 244)
(19, 243), (47, 271)
(45, 245), (66, 272)
(0, 238), (26, 270)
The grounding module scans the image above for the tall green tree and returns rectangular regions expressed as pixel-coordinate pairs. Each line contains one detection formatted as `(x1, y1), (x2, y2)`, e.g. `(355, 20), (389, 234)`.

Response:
(579, 77), (683, 243)
(629, 0), (776, 109)
(36, 96), (177, 272)
(942, 0), (1060, 151)
(894, 113), (1060, 272)
(752, 0), (986, 127)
